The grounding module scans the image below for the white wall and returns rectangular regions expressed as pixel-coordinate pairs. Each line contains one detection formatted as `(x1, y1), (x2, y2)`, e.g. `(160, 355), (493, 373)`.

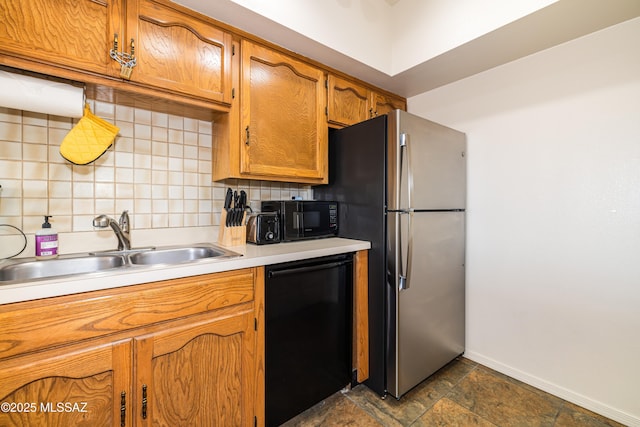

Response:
(409, 17), (640, 426)
(390, 0), (557, 73)
(225, 0), (556, 75)
(175, 0), (563, 92)
(227, 0), (394, 73)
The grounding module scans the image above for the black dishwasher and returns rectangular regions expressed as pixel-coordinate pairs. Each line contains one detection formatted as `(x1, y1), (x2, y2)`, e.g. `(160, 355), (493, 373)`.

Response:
(265, 253), (353, 427)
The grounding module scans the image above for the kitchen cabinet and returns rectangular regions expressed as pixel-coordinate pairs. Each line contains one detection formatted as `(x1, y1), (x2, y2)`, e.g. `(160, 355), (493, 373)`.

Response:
(327, 74), (371, 127)
(135, 309), (255, 426)
(214, 39), (328, 184)
(0, 0), (232, 107)
(326, 74), (407, 127)
(0, 338), (132, 426)
(240, 39), (327, 183)
(0, 268), (263, 426)
(369, 91), (407, 117)
(124, 0), (233, 104)
(0, 0), (123, 77)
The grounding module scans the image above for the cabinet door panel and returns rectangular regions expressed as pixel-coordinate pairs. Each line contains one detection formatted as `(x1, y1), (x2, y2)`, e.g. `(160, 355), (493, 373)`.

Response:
(0, 339), (131, 427)
(135, 309), (256, 427)
(0, 0), (121, 76)
(327, 75), (370, 127)
(241, 40), (327, 182)
(370, 92), (406, 117)
(128, 0), (232, 103)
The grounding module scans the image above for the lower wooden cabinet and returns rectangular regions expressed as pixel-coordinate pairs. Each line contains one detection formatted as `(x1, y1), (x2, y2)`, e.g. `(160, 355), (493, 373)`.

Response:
(135, 309), (256, 426)
(0, 338), (132, 426)
(0, 268), (263, 427)
(0, 252), (367, 426)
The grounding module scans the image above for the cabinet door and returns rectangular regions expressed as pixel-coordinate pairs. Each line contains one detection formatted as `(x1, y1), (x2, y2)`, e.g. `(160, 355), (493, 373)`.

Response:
(126, 0), (233, 103)
(0, 339), (132, 427)
(0, 0), (122, 77)
(135, 309), (256, 427)
(370, 91), (406, 117)
(241, 40), (327, 183)
(327, 74), (370, 127)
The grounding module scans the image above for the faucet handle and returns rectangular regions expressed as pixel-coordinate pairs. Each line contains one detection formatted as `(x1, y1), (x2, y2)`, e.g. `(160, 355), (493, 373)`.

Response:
(119, 210), (130, 232)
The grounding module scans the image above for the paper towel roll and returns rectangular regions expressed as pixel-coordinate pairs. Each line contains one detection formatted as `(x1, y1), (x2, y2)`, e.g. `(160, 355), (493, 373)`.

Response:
(0, 69), (84, 118)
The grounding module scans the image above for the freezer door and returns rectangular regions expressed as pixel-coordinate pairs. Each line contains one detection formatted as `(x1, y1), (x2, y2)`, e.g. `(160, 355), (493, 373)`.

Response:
(387, 211), (465, 398)
(387, 110), (466, 210)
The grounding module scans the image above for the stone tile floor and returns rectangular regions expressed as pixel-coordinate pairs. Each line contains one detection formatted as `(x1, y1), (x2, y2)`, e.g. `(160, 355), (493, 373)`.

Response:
(281, 357), (625, 427)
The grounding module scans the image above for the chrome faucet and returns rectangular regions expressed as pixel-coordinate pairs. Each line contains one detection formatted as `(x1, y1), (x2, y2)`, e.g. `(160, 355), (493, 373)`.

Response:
(93, 210), (131, 251)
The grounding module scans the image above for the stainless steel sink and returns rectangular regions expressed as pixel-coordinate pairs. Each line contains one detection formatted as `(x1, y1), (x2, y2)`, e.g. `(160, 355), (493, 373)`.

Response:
(0, 243), (241, 285)
(0, 255), (127, 283)
(128, 244), (240, 265)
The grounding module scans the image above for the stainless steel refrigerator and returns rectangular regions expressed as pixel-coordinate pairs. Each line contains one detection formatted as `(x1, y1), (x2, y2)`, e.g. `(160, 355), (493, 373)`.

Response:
(314, 109), (466, 399)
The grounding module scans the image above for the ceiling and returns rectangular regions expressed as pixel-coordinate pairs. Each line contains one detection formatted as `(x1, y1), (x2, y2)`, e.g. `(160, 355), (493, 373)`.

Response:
(174, 0), (640, 98)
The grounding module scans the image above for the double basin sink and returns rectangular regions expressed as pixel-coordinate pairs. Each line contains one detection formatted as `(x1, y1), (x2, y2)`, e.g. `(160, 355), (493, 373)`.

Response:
(0, 244), (241, 285)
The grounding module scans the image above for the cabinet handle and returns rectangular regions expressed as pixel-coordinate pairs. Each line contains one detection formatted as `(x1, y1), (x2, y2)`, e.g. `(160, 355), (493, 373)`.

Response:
(120, 391), (126, 427)
(110, 33), (137, 79)
(245, 126), (250, 145)
(141, 384), (148, 419)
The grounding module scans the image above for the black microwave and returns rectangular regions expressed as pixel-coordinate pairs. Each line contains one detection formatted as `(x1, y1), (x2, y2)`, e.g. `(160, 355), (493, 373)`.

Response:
(261, 200), (338, 241)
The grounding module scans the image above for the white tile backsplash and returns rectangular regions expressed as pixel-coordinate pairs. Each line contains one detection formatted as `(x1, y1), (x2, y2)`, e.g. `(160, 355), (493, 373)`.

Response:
(0, 101), (312, 258)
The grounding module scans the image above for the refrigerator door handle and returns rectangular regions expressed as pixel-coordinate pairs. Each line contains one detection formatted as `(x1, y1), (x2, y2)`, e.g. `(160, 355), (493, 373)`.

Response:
(399, 211), (411, 291)
(399, 132), (413, 209)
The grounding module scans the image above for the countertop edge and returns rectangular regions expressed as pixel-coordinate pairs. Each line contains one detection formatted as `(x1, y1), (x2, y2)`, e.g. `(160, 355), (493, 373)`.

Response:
(0, 238), (371, 305)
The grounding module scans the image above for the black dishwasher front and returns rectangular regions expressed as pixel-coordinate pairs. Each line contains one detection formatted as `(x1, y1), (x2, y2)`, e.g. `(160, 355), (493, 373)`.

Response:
(265, 253), (353, 427)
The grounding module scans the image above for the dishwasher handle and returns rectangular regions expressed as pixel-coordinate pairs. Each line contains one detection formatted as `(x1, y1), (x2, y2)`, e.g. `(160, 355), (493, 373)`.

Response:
(267, 259), (353, 279)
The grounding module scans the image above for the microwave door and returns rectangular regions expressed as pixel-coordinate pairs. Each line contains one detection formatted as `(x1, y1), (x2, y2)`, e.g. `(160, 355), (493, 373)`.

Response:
(300, 207), (318, 238)
(301, 202), (334, 239)
(283, 202), (302, 241)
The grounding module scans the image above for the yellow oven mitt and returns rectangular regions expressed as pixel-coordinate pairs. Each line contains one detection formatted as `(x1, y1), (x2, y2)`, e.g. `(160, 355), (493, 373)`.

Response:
(60, 104), (120, 165)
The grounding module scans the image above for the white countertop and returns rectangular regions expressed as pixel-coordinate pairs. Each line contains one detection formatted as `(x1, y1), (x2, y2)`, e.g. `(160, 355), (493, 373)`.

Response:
(0, 238), (370, 305)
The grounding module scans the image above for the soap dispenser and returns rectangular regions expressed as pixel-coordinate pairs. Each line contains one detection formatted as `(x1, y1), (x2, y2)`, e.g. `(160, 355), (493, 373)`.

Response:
(35, 215), (58, 259)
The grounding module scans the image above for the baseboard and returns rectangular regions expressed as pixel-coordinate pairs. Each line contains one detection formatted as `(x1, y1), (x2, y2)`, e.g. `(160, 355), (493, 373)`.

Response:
(464, 351), (639, 427)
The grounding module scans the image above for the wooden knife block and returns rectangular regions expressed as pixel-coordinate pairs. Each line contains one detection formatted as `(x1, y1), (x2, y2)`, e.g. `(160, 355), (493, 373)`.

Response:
(218, 210), (247, 247)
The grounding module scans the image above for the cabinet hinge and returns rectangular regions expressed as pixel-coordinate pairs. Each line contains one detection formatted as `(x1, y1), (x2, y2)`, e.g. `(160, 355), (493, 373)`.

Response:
(254, 415), (257, 427)
(254, 318), (258, 331)
(325, 79), (328, 89)
(232, 44), (235, 56)
(232, 88), (235, 99)
(325, 106), (328, 116)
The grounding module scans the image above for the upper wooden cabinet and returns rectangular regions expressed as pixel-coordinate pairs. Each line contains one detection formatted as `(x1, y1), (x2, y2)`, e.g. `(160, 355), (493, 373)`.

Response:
(327, 74), (370, 127)
(0, 0), (123, 77)
(0, 0), (233, 106)
(327, 74), (407, 128)
(124, 0), (233, 104)
(238, 40), (328, 184)
(214, 39), (328, 184)
(370, 91), (407, 117)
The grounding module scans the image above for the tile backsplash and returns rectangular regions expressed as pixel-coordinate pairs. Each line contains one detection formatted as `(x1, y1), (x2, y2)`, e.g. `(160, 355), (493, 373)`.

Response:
(0, 99), (311, 258)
